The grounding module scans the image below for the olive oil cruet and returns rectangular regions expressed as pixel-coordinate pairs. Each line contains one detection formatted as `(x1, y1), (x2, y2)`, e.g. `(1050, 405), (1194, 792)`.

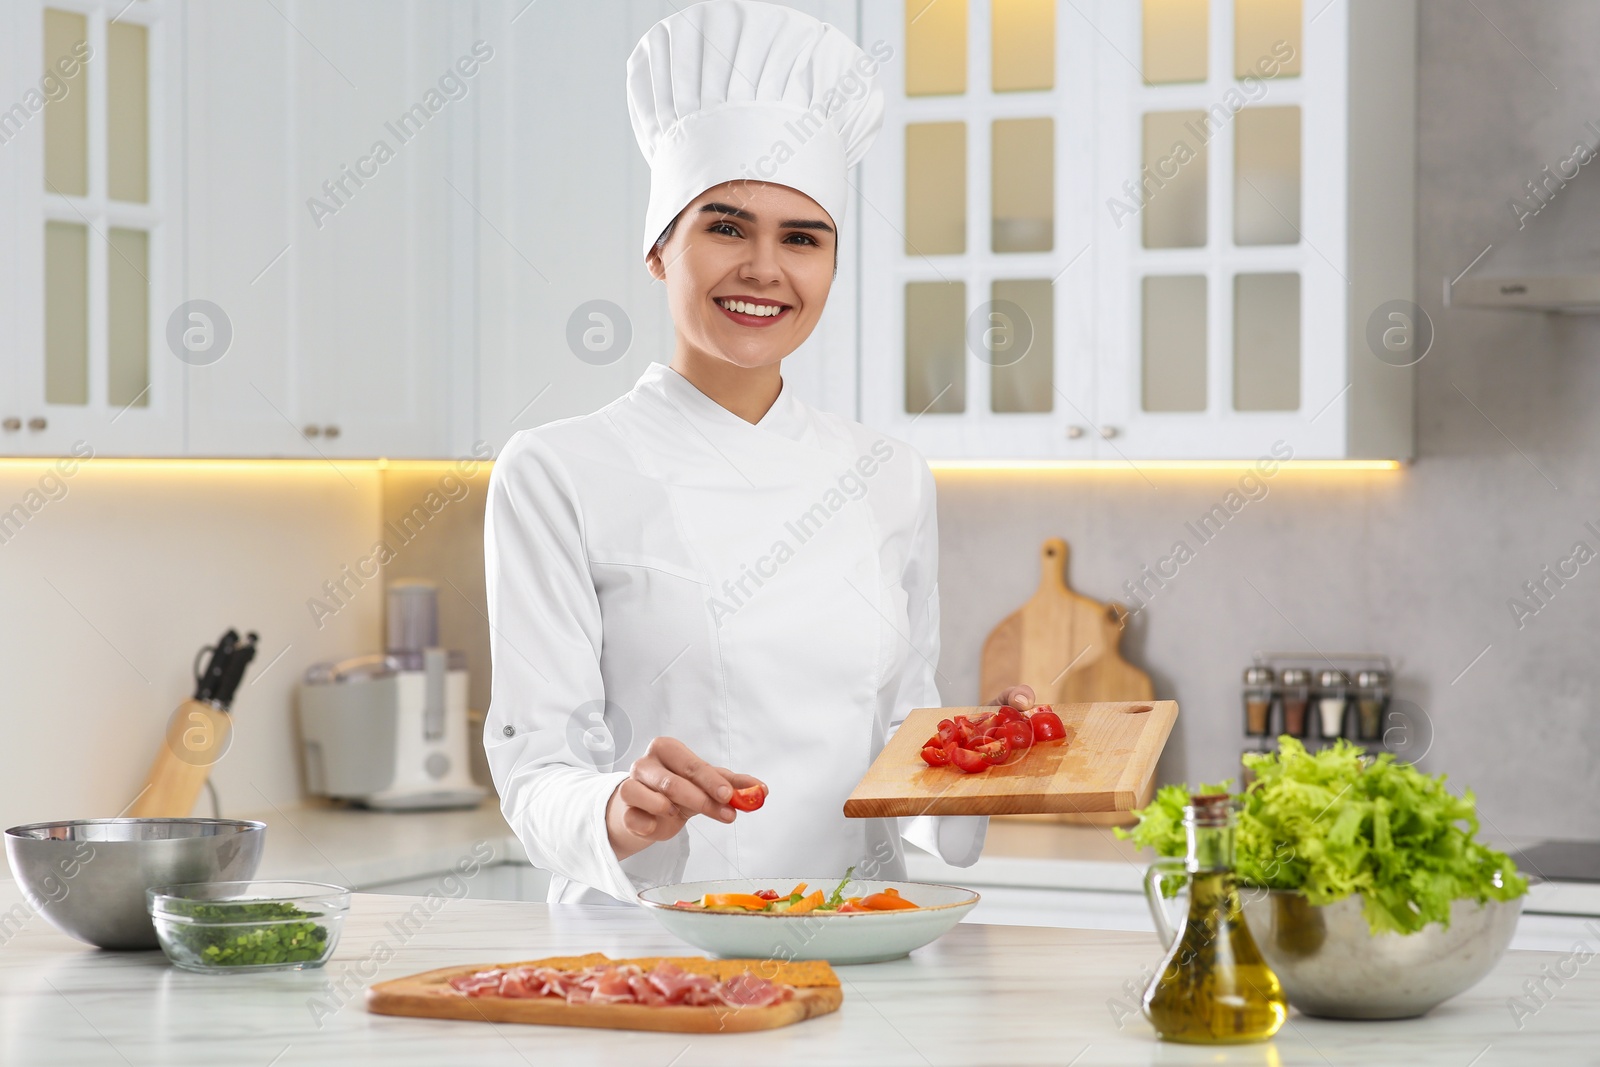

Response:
(1140, 793), (1287, 1043)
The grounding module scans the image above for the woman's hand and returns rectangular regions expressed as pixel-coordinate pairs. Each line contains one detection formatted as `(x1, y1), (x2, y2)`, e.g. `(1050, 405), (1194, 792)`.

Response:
(605, 736), (766, 862)
(987, 683), (1037, 711)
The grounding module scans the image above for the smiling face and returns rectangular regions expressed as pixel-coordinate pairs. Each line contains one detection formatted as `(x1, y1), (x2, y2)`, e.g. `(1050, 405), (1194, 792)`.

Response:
(646, 181), (837, 372)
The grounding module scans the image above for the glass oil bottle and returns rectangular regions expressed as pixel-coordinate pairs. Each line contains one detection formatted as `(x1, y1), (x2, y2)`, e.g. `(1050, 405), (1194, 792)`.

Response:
(1140, 793), (1287, 1044)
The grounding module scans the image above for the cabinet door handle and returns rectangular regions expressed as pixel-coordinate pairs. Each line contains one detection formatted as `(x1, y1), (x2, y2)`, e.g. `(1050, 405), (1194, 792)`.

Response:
(2, 417), (19, 432)
(303, 424), (321, 438)
(1066, 425), (1084, 439)
(1098, 425), (1119, 439)
(27, 417), (47, 432)
(322, 424), (341, 440)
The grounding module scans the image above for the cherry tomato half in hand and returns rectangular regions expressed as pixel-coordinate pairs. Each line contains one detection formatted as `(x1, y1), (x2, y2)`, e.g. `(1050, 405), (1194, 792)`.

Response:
(728, 784), (768, 812)
(1030, 709), (1068, 743)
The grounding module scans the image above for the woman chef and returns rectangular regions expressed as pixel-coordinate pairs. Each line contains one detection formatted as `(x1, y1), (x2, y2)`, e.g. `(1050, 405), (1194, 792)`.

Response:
(483, 0), (1035, 905)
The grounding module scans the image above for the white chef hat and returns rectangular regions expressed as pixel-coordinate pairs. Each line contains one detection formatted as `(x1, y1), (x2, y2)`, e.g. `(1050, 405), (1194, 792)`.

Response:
(626, 0), (886, 262)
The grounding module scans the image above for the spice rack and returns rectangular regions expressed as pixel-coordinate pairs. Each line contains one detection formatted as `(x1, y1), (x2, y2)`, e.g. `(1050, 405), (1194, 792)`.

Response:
(1238, 652), (1398, 783)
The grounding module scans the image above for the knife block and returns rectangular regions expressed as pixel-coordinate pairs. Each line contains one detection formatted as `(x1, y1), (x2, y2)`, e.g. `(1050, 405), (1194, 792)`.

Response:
(127, 699), (233, 818)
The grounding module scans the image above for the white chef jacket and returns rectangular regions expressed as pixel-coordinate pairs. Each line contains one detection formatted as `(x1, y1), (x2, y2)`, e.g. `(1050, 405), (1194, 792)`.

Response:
(483, 359), (986, 905)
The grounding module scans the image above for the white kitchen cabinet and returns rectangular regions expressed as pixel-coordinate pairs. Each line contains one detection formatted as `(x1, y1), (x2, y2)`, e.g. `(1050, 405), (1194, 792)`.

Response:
(469, 0), (862, 459)
(181, 0), (473, 459)
(3, 0), (185, 457)
(860, 0), (1416, 461)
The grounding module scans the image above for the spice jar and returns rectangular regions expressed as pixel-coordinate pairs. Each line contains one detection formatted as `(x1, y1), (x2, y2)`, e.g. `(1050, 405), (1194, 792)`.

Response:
(1242, 666), (1275, 737)
(1279, 668), (1311, 738)
(1353, 669), (1389, 742)
(1315, 669), (1350, 739)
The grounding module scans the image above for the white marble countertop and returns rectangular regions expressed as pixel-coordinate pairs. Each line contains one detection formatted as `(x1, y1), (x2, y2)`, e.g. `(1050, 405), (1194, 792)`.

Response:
(2, 879), (1594, 1067)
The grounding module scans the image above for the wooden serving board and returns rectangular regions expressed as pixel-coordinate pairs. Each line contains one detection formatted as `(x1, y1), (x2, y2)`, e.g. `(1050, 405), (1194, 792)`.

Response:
(842, 701), (1177, 818)
(366, 954), (842, 1034)
(980, 538), (1158, 826)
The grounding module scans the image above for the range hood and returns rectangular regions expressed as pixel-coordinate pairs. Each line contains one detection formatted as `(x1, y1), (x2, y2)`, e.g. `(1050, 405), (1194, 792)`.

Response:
(1445, 272), (1600, 313)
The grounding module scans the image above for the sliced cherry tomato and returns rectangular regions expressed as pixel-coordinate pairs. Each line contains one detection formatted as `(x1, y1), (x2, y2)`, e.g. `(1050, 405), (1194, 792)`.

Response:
(920, 742), (952, 768)
(948, 743), (990, 774)
(838, 900), (868, 913)
(992, 706), (1025, 726)
(729, 784), (768, 812)
(936, 718), (959, 745)
(753, 889), (781, 901)
(1030, 709), (1068, 743)
(972, 736), (1011, 766)
(992, 719), (1032, 754)
(859, 890), (919, 911)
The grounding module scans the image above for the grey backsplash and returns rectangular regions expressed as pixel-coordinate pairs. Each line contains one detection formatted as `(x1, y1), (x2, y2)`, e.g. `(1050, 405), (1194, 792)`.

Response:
(385, 1), (1600, 843)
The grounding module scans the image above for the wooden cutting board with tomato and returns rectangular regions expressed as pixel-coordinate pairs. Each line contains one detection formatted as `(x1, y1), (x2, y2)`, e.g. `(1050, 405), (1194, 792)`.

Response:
(842, 700), (1177, 818)
(980, 536), (1160, 825)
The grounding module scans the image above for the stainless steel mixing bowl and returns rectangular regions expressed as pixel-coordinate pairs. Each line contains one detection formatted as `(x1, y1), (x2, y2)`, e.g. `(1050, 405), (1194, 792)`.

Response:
(1239, 887), (1524, 1019)
(4, 818), (267, 950)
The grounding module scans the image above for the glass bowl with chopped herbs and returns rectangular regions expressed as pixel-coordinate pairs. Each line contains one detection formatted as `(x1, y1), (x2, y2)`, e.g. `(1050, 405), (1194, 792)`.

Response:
(147, 880), (349, 973)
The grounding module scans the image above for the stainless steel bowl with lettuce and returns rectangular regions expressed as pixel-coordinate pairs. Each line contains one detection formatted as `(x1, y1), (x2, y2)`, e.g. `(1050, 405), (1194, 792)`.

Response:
(1119, 737), (1528, 936)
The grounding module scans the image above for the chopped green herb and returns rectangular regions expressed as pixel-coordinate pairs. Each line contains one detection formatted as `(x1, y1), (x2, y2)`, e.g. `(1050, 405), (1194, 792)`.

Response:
(824, 865), (856, 911)
(163, 900), (329, 967)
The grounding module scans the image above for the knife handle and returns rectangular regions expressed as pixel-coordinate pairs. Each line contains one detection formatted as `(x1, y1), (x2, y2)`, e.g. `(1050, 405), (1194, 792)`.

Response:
(126, 699), (233, 819)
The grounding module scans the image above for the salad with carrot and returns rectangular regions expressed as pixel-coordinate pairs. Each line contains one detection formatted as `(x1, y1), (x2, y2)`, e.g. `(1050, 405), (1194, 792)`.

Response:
(670, 867), (919, 914)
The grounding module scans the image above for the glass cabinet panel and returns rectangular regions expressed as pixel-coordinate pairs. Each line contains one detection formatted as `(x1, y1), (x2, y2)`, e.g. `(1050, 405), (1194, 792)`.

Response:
(43, 9), (89, 196)
(906, 122), (967, 255)
(905, 281), (967, 414)
(108, 21), (150, 204)
(906, 0), (967, 96)
(1142, 0), (1208, 84)
(1234, 106), (1300, 245)
(992, 117), (1053, 253)
(1233, 272), (1300, 411)
(988, 279), (1053, 413)
(1142, 274), (1207, 412)
(108, 228), (151, 408)
(1235, 0), (1302, 78)
(992, 0), (1054, 92)
(45, 221), (89, 405)
(1142, 111), (1208, 249)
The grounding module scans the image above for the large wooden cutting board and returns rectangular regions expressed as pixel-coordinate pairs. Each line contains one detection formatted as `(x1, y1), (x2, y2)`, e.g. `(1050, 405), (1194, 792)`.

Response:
(981, 538), (1158, 825)
(843, 701), (1177, 818)
(980, 538), (1154, 707)
(367, 954), (842, 1033)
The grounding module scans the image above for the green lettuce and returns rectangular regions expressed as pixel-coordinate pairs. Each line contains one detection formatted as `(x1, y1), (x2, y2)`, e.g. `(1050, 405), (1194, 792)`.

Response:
(1117, 737), (1528, 935)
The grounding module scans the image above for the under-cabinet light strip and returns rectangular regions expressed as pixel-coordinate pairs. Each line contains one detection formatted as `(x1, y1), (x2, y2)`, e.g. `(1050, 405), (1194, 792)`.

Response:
(0, 456), (1403, 473)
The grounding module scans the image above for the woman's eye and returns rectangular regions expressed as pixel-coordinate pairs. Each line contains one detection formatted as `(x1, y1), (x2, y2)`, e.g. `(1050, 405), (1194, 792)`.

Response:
(709, 221), (741, 237)
(786, 233), (818, 246)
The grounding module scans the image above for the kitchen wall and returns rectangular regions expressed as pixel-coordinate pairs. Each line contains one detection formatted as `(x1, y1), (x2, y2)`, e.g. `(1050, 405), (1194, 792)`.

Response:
(0, 463), (382, 829)
(4, 1), (1595, 843)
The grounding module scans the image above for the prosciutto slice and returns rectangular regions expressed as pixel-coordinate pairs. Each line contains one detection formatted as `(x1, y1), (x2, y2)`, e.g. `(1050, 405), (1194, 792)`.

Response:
(447, 961), (794, 1009)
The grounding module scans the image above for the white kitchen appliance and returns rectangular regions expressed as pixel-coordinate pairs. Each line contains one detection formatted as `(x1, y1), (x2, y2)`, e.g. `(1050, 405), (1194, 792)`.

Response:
(298, 580), (487, 811)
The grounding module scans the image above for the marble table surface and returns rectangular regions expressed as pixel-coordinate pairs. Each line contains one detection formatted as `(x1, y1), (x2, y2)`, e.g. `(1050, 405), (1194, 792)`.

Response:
(2, 881), (1596, 1067)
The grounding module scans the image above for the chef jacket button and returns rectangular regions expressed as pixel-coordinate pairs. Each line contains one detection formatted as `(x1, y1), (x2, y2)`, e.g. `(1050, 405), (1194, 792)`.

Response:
(503, 725), (515, 737)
